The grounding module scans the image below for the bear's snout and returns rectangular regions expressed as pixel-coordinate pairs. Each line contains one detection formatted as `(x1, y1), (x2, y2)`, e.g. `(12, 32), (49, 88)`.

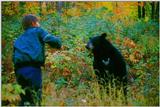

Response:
(86, 42), (94, 50)
(85, 44), (90, 50)
(85, 45), (89, 49)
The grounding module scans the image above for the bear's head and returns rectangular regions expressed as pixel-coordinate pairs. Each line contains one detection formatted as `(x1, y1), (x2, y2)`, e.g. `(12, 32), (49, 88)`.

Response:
(86, 33), (107, 51)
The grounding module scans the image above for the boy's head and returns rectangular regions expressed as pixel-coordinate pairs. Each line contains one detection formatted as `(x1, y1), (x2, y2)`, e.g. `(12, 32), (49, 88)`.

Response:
(22, 14), (40, 30)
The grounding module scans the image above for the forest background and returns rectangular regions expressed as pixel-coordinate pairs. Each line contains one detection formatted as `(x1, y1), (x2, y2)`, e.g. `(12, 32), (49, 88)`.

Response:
(1, 1), (159, 106)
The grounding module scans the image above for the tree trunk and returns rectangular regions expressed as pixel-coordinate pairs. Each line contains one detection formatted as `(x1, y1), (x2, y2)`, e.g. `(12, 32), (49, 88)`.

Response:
(39, 2), (42, 16)
(142, 2), (145, 18)
(51, 2), (56, 14)
(56, 1), (63, 15)
(42, 2), (47, 15)
(155, 2), (159, 20)
(151, 2), (155, 19)
(138, 1), (141, 19)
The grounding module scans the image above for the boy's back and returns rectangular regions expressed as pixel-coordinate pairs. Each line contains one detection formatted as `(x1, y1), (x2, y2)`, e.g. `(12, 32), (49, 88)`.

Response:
(13, 27), (61, 69)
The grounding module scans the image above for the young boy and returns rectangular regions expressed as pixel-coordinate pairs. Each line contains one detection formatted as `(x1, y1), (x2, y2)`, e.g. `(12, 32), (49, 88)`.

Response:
(13, 14), (62, 106)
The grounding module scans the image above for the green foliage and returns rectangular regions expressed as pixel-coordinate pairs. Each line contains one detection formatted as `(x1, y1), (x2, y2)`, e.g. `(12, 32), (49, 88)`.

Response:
(2, 4), (159, 106)
(55, 77), (68, 90)
(59, 8), (116, 37)
(138, 35), (159, 55)
(2, 83), (25, 105)
(2, 2), (17, 16)
(123, 20), (159, 41)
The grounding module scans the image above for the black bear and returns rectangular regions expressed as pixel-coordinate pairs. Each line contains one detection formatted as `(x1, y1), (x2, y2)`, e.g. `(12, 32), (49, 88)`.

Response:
(86, 33), (128, 96)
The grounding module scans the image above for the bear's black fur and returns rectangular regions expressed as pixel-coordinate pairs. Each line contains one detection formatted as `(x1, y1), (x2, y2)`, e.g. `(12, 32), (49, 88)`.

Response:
(86, 33), (128, 96)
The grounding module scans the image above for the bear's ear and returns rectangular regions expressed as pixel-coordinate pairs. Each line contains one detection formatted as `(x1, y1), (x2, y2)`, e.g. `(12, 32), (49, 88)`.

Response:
(100, 33), (107, 39)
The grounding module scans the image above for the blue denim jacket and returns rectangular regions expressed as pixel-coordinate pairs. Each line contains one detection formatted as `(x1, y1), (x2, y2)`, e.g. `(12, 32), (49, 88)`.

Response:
(13, 27), (62, 69)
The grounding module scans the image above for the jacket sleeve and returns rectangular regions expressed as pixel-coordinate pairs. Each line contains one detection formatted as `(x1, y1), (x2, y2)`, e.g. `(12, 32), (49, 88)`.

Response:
(38, 27), (62, 49)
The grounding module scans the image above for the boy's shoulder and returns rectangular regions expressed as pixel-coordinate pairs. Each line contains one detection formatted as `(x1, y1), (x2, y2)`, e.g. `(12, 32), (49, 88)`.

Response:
(27, 27), (47, 34)
(14, 27), (40, 44)
(19, 27), (44, 38)
(26, 27), (41, 32)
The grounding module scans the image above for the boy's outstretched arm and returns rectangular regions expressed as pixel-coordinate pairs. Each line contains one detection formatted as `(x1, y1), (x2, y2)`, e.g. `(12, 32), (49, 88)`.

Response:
(38, 27), (62, 49)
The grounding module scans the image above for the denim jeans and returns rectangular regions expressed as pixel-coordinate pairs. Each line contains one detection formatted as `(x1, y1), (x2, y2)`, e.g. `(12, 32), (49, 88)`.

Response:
(15, 66), (42, 106)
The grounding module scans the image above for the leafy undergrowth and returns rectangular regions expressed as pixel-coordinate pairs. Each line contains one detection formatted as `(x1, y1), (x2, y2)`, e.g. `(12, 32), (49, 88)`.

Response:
(2, 8), (159, 106)
(41, 34), (159, 106)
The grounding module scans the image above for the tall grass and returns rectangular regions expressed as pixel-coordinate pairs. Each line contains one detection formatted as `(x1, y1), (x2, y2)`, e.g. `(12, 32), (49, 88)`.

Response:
(41, 79), (128, 106)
